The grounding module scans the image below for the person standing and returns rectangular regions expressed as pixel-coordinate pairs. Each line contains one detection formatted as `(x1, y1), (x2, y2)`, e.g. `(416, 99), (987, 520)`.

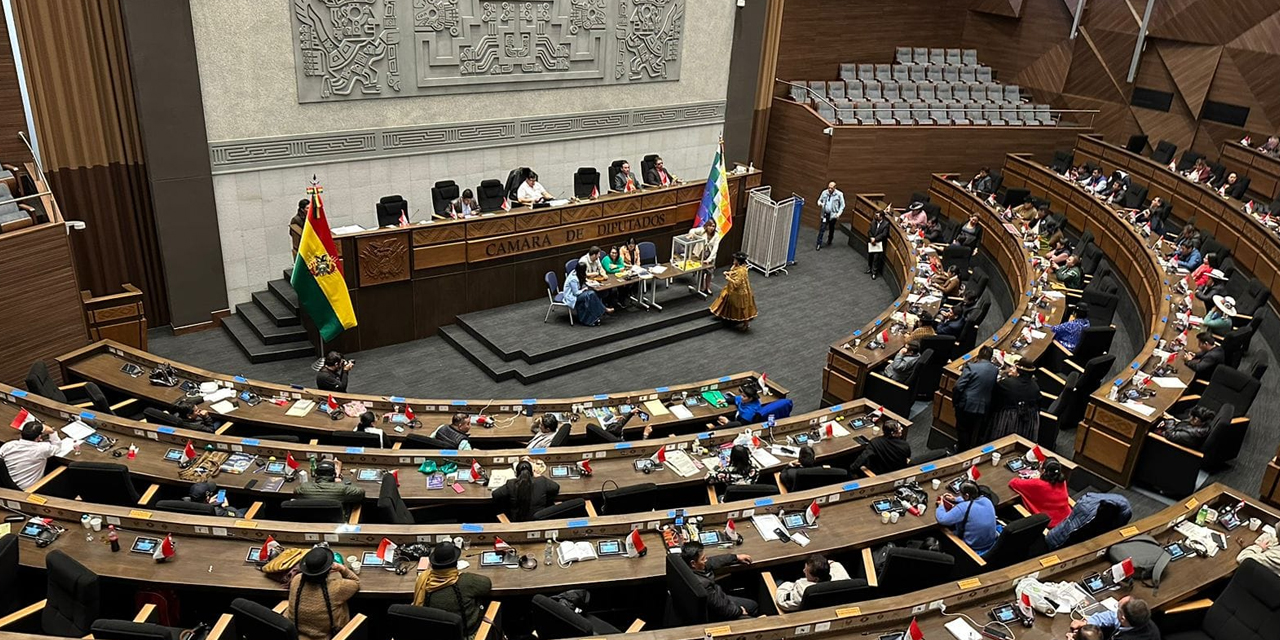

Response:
(988, 360), (1042, 445)
(816, 182), (845, 250)
(867, 208), (891, 279)
(952, 346), (998, 450)
(316, 351), (352, 392)
(710, 252), (758, 331)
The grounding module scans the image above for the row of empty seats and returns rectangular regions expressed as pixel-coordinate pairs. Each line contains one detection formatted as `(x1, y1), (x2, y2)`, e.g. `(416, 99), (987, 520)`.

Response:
(818, 102), (1053, 126)
(840, 63), (994, 85)
(796, 80), (1021, 105)
(894, 47), (981, 67)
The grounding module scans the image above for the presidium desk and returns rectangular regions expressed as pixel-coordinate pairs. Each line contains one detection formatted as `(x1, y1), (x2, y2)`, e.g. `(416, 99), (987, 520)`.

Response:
(288, 169), (763, 352)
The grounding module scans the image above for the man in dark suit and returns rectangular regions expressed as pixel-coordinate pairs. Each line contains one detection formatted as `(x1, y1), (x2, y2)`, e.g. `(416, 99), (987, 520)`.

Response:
(952, 345), (998, 450)
(612, 161), (638, 192)
(866, 208), (891, 280)
(316, 351), (352, 392)
(968, 167), (996, 195)
(644, 156), (677, 187)
(1184, 332), (1225, 381)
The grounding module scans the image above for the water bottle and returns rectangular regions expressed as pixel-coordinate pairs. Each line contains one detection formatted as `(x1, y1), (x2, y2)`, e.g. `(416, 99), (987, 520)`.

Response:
(767, 414), (776, 430)
(544, 540), (553, 566)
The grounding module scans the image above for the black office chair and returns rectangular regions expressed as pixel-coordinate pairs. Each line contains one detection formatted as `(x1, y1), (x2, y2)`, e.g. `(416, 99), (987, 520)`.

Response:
(476, 179), (505, 211)
(716, 483), (776, 504)
(599, 482), (658, 515)
(548, 424), (572, 447)
(1076, 242), (1104, 276)
(1160, 558), (1280, 640)
(916, 335), (958, 397)
(1230, 279), (1269, 317)
(1136, 404), (1236, 498)
(0, 534), (17, 616)
(431, 181), (460, 217)
(1180, 366), (1259, 419)
(65, 461), (142, 506)
(999, 187), (1029, 208)
(43, 550), (100, 637)
(387, 604), (468, 640)
(1208, 162), (1227, 185)
(584, 423), (621, 443)
(258, 434), (301, 444)
(1079, 289), (1119, 325)
(876, 547), (955, 596)
(1225, 175), (1251, 200)
(982, 514), (1050, 569)
(574, 167), (601, 198)
(1176, 150), (1203, 173)
(1125, 134), (1148, 154)
(664, 554), (708, 626)
(280, 498), (347, 523)
(959, 272), (989, 301)
(154, 499), (218, 517)
(530, 594), (620, 638)
(608, 160), (628, 192)
(25, 360), (108, 410)
(505, 167), (531, 201)
(533, 498), (589, 521)
(89, 620), (182, 640)
(800, 579), (873, 610)
(229, 597), (297, 640)
(329, 430), (383, 449)
(375, 475), (420, 525)
(1050, 150), (1074, 174)
(1059, 326), (1115, 373)
(864, 348), (935, 417)
(785, 467), (851, 492)
(1122, 184), (1149, 209)
(640, 154), (660, 186)
(1151, 140), (1176, 165)
(403, 433), (452, 449)
(1040, 372), (1087, 443)
(940, 245), (971, 278)
(376, 195), (408, 227)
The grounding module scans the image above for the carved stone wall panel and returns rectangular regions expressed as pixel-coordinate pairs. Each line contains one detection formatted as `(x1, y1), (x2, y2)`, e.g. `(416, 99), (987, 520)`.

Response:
(290, 0), (684, 101)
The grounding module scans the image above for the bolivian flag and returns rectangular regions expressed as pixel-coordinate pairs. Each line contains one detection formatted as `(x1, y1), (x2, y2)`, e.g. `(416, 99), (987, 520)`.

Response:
(693, 141), (732, 238)
(291, 184), (356, 341)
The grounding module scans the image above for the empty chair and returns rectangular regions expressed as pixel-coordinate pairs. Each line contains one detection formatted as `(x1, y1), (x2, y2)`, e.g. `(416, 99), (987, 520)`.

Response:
(846, 81), (864, 102)
(839, 63), (857, 80)
(599, 482), (658, 514)
(962, 49), (978, 66)
(722, 483), (780, 503)
(0, 534), (16, 615)
(1036, 104), (1054, 125)
(857, 63), (875, 80)
(976, 66), (993, 83)
(984, 84), (1003, 102)
(917, 83), (935, 102)
(404, 433), (452, 449)
(864, 348), (935, 416)
(948, 104), (969, 125)
(900, 82), (918, 102)
(533, 497), (589, 520)
(837, 105), (857, 125)
(530, 594), (621, 639)
(89, 620), (182, 640)
(926, 65), (944, 83)
(946, 48), (962, 65)
(40, 551), (101, 637)
(1018, 103), (1036, 124)
(1180, 366), (1261, 420)
(816, 102), (836, 122)
(984, 104), (1005, 124)
(376, 195), (408, 226)
(929, 48), (945, 65)
(827, 81), (846, 100)
(952, 84), (970, 103)
(573, 167), (600, 198)
(1160, 558), (1280, 640)
(935, 84), (953, 102)
(875, 64), (892, 82)
(330, 430), (383, 449)
(855, 103), (874, 124)
(865, 82), (882, 101)
(929, 105), (950, 124)
(891, 103), (911, 124)
(1080, 289), (1119, 325)
(25, 361), (107, 409)
(154, 499), (218, 516)
(1004, 85), (1021, 103)
(966, 104), (986, 125)
(476, 179), (505, 211)
(874, 102), (895, 124)
(784, 467), (852, 492)
(386, 604), (476, 640)
(788, 84), (805, 102)
(895, 47), (912, 64)
(280, 498), (347, 523)
(229, 598), (298, 640)
(883, 82), (900, 102)
(959, 66), (976, 83)
(431, 180), (460, 217)
(806, 80), (826, 98)
(892, 65), (909, 82)
(943, 66), (959, 83)
(1002, 105), (1023, 125)
(982, 514), (1051, 569)
(909, 64), (928, 82)
(1151, 140), (1178, 165)
(376, 477), (418, 524)
(875, 547), (955, 596)
(1041, 372), (1088, 441)
(913, 47), (929, 64)
(65, 461), (142, 506)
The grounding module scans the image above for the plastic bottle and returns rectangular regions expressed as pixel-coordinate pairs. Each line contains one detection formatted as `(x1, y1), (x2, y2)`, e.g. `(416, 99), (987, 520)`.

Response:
(544, 540), (553, 566)
(107, 526), (120, 552)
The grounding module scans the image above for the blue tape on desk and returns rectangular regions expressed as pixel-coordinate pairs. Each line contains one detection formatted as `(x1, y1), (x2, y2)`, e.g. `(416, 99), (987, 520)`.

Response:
(156, 426), (176, 434)
(240, 438), (260, 447)
(233, 376), (247, 383)
(1114, 379), (1124, 386)
(567, 519), (589, 528)
(981, 445), (995, 453)
(875, 319), (882, 326)
(754, 498), (774, 507)
(991, 334), (1000, 342)
(853, 330), (862, 336)
(1161, 317), (1167, 323)
(441, 450), (459, 456)
(829, 404), (843, 412)
(655, 386), (669, 392)
(290, 384), (304, 390)
(594, 394), (608, 401)
(614, 442), (633, 449)
(530, 448), (548, 455)
(522, 399), (537, 405)
(895, 302), (901, 307)
(389, 396), (405, 403)
(79, 411), (95, 421)
(719, 376), (731, 383)
(962, 354), (972, 360)
(697, 432), (711, 440)
(842, 482), (860, 491)
(1011, 318), (1019, 324)
(345, 447), (365, 454)
(451, 400), (466, 406)
(12, 390), (25, 397)
(1153, 334), (1160, 341)
(461, 524), (484, 532)
(920, 463), (937, 472)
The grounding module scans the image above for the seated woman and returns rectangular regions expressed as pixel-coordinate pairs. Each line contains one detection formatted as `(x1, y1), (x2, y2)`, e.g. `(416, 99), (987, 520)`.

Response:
(601, 245), (637, 306)
(492, 459), (561, 521)
(951, 214), (982, 250)
(413, 542), (493, 639)
(935, 480), (1000, 556)
(1183, 157), (1212, 183)
(1188, 252), (1218, 288)
(1202, 295), (1235, 336)
(728, 383), (764, 424)
(775, 554), (850, 612)
(287, 547), (361, 640)
(1050, 303), (1091, 352)
(1157, 406), (1215, 450)
(849, 421), (911, 476)
(908, 313), (937, 344)
(930, 265), (962, 298)
(562, 261), (611, 326)
(900, 201), (929, 228)
(779, 445), (818, 491)
(708, 444), (759, 487)
(1008, 457), (1071, 527)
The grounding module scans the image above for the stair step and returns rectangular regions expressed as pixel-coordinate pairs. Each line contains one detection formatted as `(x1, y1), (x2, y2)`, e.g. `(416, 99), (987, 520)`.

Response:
(253, 289), (299, 327)
(234, 302), (309, 344)
(221, 315), (314, 364)
(267, 279), (299, 313)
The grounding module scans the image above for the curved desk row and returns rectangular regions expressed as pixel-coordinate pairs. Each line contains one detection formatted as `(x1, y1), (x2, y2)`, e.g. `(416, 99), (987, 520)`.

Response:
(1074, 134), (1280, 317)
(1220, 140), (1280, 202)
(55, 341), (787, 446)
(1, 436), (1041, 597)
(928, 174), (1067, 438)
(0, 383), (903, 513)
(1002, 154), (1203, 487)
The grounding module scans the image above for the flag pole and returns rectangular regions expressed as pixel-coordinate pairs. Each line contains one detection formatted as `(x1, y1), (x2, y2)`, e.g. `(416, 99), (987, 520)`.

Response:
(306, 174), (327, 372)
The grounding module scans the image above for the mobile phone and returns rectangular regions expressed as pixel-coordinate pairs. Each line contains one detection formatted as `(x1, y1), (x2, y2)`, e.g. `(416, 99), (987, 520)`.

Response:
(245, 479), (258, 490)
(1164, 542), (1187, 561)
(773, 527), (791, 543)
(214, 490), (227, 504)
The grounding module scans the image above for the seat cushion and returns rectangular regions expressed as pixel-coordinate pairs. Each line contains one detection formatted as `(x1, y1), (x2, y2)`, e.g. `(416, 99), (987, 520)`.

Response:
(584, 614), (621, 635)
(1165, 632), (1212, 640)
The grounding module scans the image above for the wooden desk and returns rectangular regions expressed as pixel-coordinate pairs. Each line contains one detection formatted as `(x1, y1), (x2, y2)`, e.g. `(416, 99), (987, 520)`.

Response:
(1220, 140), (1280, 201)
(56, 340), (788, 446)
(929, 175), (1067, 439)
(0, 383), (899, 511)
(1002, 155), (1202, 487)
(1074, 134), (1280, 318)
(289, 171), (763, 351)
(2, 436), (1042, 597)
(1261, 443), (1280, 509)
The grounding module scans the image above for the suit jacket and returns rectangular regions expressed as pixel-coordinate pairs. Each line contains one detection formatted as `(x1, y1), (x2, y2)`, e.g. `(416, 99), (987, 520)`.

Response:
(868, 218), (891, 243)
(492, 476), (560, 521)
(613, 171), (637, 191)
(953, 359), (998, 414)
(1187, 346), (1225, 380)
(973, 175), (995, 194)
(316, 368), (349, 392)
(692, 554), (748, 620)
(644, 166), (672, 186)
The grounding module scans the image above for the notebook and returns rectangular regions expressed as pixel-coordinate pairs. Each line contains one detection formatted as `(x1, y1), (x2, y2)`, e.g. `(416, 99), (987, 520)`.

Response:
(668, 404), (693, 420)
(285, 400), (316, 417)
(642, 400), (670, 416)
(661, 449), (700, 477)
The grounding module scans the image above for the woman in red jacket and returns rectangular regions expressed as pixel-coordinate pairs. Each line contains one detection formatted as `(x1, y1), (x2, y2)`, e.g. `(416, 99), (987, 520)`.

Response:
(1009, 457), (1071, 527)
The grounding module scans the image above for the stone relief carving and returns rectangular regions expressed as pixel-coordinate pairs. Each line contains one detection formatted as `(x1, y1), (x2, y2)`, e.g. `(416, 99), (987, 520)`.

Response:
(291, 0), (684, 102)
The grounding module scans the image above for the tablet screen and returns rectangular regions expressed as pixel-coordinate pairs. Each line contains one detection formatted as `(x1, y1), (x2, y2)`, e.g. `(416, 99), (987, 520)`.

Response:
(698, 531), (721, 545)
(85, 433), (107, 447)
(550, 466), (569, 478)
(19, 523), (43, 538)
(872, 499), (895, 513)
(597, 540), (621, 555)
(357, 469), (381, 482)
(783, 513), (807, 529)
(264, 461), (287, 475)
(361, 551), (384, 566)
(164, 449), (183, 462)
(480, 551), (507, 566)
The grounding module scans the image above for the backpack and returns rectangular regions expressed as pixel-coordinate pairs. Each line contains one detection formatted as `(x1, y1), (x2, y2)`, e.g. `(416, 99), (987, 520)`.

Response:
(1107, 535), (1171, 593)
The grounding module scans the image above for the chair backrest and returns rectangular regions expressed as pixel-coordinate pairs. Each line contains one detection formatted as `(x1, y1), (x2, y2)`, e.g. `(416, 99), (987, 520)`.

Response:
(1122, 184), (1149, 209)
(1079, 289), (1119, 326)
(1201, 558), (1280, 640)
(1200, 403), (1241, 469)
(66, 461), (141, 506)
(375, 195), (407, 227)
(865, 83), (882, 101)
(935, 84), (953, 102)
(549, 424), (572, 447)
(565, 258), (579, 278)
(43, 550), (100, 637)
(895, 46), (912, 64)
(1151, 140), (1177, 164)
(600, 482), (658, 514)
(545, 271), (560, 298)
(789, 467), (851, 491)
(917, 83), (935, 102)
(230, 597), (298, 640)
(531, 594), (598, 639)
(847, 81), (864, 101)
(1201, 367), (1260, 416)
(976, 66), (993, 83)
(505, 167), (531, 200)
(807, 80), (826, 97)
(827, 81), (846, 100)
(25, 360), (66, 402)
(377, 477), (414, 524)
(574, 167), (600, 198)
(476, 179), (505, 211)
(280, 498), (347, 523)
(878, 547), (955, 595)
(952, 84), (970, 103)
(0, 534), (17, 615)
(946, 48), (962, 65)
(1078, 354), (1116, 393)
(154, 499), (218, 517)
(875, 64), (891, 81)
(916, 338), (953, 398)
(801, 578), (873, 610)
(982, 513), (1050, 569)
(883, 83), (900, 101)
(431, 181), (459, 216)
(142, 407), (185, 428)
(1004, 85), (1020, 102)
(913, 47), (928, 64)
(534, 497), (589, 521)
(387, 604), (465, 640)
(858, 63), (874, 79)
(89, 620), (180, 640)
(664, 554), (708, 625)
(637, 241), (657, 266)
(959, 66), (976, 83)
(900, 82), (917, 101)
(1047, 371), (1087, 428)
(944, 66), (959, 83)
(329, 430), (383, 449)
(892, 65), (908, 82)
(1072, 326), (1116, 365)
(839, 63), (856, 80)
(962, 49), (978, 65)
(403, 433), (451, 449)
(929, 48), (945, 65)
(640, 154), (660, 185)
(723, 483), (780, 502)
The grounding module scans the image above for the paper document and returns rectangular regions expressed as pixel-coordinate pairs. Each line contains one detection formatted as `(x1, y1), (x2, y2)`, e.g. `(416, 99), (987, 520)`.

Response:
(210, 400), (238, 414)
(55, 439), (76, 457)
(868, 241), (884, 253)
(821, 420), (850, 437)
(285, 399), (316, 417)
(642, 400), (670, 416)
(750, 514), (786, 541)
(649, 266), (668, 275)
(1122, 401), (1157, 416)
(750, 447), (782, 469)
(668, 404), (693, 420)
(1043, 291), (1066, 299)
(1029, 330), (1047, 339)
(907, 294), (921, 304)
(205, 388), (236, 403)
(662, 449), (700, 477)
(330, 225), (366, 235)
(487, 468), (516, 488)
(1151, 377), (1187, 389)
(61, 420), (95, 441)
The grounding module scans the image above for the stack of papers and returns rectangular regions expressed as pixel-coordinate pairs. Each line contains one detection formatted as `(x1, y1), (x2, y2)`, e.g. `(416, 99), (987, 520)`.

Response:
(61, 420), (95, 441)
(285, 399), (316, 417)
(487, 468), (516, 488)
(668, 404), (693, 420)
(210, 400), (238, 414)
(662, 449), (700, 477)
(750, 447), (782, 468)
(205, 388), (236, 403)
(642, 400), (670, 416)
(1151, 377), (1187, 389)
(1122, 401), (1157, 416)
(751, 514), (786, 540)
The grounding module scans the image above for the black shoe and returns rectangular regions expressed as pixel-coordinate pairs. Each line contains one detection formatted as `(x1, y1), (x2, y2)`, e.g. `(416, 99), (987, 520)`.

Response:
(816, 244), (822, 251)
(864, 268), (872, 274)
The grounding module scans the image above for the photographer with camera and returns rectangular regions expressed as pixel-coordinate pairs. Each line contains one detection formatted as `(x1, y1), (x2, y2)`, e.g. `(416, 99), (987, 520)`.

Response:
(316, 351), (353, 392)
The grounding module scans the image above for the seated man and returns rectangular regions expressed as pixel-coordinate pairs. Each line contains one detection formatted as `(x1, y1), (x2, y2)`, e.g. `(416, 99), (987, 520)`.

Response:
(849, 422), (911, 476)
(644, 156), (677, 186)
(967, 167), (995, 195)
(170, 400), (217, 433)
(884, 341), (921, 383)
(1156, 406), (1214, 450)
(517, 171), (554, 205)
(679, 541), (756, 620)
(448, 189), (479, 218)
(294, 459), (365, 510)
(612, 161), (639, 192)
(935, 480), (1000, 556)
(1053, 255), (1084, 289)
(936, 305), (967, 337)
(1184, 331), (1225, 382)
(528, 414), (559, 449)
(1, 420), (61, 490)
(432, 413), (473, 450)
(1174, 241), (1203, 271)
(1070, 596), (1159, 640)
(775, 554), (849, 612)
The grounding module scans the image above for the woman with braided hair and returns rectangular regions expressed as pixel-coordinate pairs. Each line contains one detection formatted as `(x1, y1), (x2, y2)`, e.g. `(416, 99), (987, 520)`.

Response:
(413, 542), (493, 638)
(287, 547), (360, 640)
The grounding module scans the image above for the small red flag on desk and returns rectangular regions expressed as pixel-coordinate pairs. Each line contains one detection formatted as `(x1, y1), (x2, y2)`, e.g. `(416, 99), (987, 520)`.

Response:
(258, 535), (276, 562)
(590, 185), (598, 199)
(1030, 445), (1045, 463)
(494, 537), (513, 552)
(501, 197), (511, 212)
(907, 617), (925, 640)
(1111, 557), (1134, 582)
(398, 211), (409, 227)
(1166, 350), (1179, 365)
(286, 452), (299, 471)
(1245, 201), (1255, 215)
(180, 441), (196, 465)
(404, 406), (415, 421)
(880, 329), (890, 343)
(390, 469), (400, 486)
(578, 459), (592, 475)
(725, 519), (737, 539)
(376, 538), (397, 563)
(825, 422), (834, 437)
(870, 406), (884, 421)
(655, 446), (667, 464)
(470, 459), (483, 482)
(153, 534), (175, 562)
(625, 528), (647, 557)
(9, 408), (31, 430)
(805, 500), (821, 525)
(327, 394), (339, 411)
(966, 465), (981, 481)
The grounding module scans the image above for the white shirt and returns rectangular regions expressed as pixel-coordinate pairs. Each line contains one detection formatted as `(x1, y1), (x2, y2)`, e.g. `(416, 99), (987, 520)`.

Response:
(580, 253), (605, 276)
(528, 431), (556, 450)
(1, 433), (61, 489)
(517, 181), (549, 203)
(775, 561), (850, 611)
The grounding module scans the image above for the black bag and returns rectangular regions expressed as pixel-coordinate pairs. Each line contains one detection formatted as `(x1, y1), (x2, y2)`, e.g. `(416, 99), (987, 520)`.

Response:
(550, 588), (591, 614)
(1107, 535), (1171, 592)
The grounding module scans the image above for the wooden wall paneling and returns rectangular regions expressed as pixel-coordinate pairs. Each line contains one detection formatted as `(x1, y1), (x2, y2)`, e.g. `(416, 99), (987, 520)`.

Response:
(1205, 49), (1277, 133)
(0, 223), (90, 386)
(761, 100), (831, 225)
(1078, 0), (1144, 36)
(1155, 41), (1222, 116)
(1148, 0), (1280, 46)
(0, 2), (30, 161)
(1224, 47), (1280, 130)
(354, 281), (415, 349)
